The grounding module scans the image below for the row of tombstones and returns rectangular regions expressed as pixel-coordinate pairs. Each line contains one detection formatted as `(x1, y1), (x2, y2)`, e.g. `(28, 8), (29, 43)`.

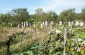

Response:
(17, 20), (84, 28)
(17, 21), (54, 28)
(17, 21), (33, 28)
(59, 20), (84, 27)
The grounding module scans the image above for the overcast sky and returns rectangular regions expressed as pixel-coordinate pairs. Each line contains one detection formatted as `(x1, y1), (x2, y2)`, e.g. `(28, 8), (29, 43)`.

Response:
(0, 0), (85, 14)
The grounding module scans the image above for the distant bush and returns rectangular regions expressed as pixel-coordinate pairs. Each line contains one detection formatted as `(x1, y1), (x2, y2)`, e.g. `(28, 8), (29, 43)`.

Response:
(0, 25), (3, 34)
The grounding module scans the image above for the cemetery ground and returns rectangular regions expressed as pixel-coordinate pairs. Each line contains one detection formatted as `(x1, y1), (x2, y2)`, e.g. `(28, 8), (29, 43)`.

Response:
(0, 22), (85, 55)
(0, 27), (50, 55)
(0, 7), (85, 55)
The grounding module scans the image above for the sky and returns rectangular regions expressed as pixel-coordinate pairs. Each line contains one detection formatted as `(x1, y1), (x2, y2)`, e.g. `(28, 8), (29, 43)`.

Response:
(0, 0), (85, 14)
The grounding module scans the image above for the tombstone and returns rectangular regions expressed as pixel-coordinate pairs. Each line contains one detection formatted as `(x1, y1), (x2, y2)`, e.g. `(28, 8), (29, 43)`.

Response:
(23, 22), (26, 28)
(71, 21), (74, 26)
(68, 21), (71, 27)
(80, 22), (84, 27)
(59, 21), (62, 26)
(50, 21), (54, 26)
(26, 21), (28, 27)
(18, 24), (20, 28)
(21, 22), (24, 28)
(50, 21), (54, 30)
(40, 23), (43, 28)
(42, 22), (44, 26)
(75, 20), (79, 26)
(45, 21), (48, 27)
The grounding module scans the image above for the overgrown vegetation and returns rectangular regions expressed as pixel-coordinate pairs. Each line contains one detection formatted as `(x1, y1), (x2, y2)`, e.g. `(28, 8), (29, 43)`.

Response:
(0, 8), (85, 27)
(11, 26), (85, 55)
(0, 8), (85, 55)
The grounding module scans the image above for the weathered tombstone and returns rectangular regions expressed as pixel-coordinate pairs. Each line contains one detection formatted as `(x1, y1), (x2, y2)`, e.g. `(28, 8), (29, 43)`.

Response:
(59, 21), (62, 26)
(45, 21), (48, 27)
(50, 21), (54, 30)
(75, 20), (79, 26)
(18, 24), (20, 28)
(40, 23), (43, 28)
(23, 22), (26, 28)
(71, 21), (74, 26)
(26, 21), (28, 27)
(42, 22), (44, 26)
(80, 22), (84, 27)
(21, 22), (24, 28)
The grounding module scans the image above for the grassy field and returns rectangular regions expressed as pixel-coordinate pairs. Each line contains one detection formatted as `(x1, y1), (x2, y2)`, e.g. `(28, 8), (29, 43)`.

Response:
(0, 27), (50, 55)
(0, 26), (85, 55)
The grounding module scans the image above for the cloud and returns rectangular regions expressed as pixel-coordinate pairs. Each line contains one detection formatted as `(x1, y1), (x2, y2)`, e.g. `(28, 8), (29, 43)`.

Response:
(30, 0), (85, 14)
(44, 0), (85, 10)
(1, 0), (84, 14)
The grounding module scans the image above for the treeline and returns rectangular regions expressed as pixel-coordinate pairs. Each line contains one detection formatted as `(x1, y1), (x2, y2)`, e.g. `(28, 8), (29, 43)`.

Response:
(0, 8), (85, 27)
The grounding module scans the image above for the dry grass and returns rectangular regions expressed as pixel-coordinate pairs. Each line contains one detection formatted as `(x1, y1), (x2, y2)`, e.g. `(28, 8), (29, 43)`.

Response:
(0, 27), (50, 55)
